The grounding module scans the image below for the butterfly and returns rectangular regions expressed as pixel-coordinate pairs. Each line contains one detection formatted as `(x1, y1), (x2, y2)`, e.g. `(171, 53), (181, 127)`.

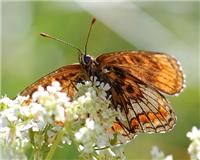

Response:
(20, 18), (185, 142)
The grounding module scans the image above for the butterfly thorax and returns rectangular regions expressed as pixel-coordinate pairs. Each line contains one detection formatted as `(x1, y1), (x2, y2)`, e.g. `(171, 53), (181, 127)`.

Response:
(79, 54), (97, 78)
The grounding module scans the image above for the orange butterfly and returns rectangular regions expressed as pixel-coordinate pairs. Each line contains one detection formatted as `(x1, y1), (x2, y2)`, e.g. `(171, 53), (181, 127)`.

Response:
(20, 18), (185, 141)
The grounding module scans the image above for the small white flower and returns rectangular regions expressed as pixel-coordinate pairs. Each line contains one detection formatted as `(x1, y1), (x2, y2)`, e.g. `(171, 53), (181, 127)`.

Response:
(0, 96), (12, 106)
(75, 127), (88, 141)
(151, 146), (173, 160)
(47, 81), (62, 93)
(3, 107), (19, 122)
(30, 103), (46, 122)
(85, 118), (95, 130)
(18, 123), (33, 131)
(100, 82), (105, 89)
(51, 81), (61, 88)
(54, 106), (65, 122)
(78, 144), (84, 151)
(187, 126), (200, 160)
(165, 155), (173, 160)
(55, 92), (70, 104)
(103, 83), (111, 91)
(90, 76), (97, 82)
(19, 106), (30, 117)
(31, 121), (43, 132)
(96, 81), (100, 86)
(14, 95), (29, 104)
(187, 126), (200, 141)
(32, 86), (45, 101)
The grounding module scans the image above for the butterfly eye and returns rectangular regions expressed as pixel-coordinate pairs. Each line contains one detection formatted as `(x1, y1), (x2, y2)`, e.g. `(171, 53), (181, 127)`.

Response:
(83, 55), (91, 64)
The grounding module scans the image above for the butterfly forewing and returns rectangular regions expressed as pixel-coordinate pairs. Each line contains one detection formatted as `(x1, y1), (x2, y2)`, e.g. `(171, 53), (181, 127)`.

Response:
(20, 64), (82, 99)
(97, 51), (184, 95)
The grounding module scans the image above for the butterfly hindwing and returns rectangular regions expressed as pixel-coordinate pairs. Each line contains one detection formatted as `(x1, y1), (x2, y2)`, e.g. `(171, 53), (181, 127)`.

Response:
(97, 51), (184, 95)
(96, 59), (177, 141)
(106, 70), (176, 139)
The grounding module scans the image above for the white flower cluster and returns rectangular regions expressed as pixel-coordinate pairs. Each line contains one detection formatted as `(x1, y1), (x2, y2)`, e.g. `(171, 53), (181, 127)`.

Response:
(70, 79), (126, 160)
(151, 126), (200, 160)
(0, 80), (126, 160)
(151, 146), (173, 160)
(187, 126), (200, 160)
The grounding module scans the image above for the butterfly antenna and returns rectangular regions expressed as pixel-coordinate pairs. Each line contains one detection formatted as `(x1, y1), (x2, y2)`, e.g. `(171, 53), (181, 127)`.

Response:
(40, 32), (82, 53)
(84, 17), (96, 55)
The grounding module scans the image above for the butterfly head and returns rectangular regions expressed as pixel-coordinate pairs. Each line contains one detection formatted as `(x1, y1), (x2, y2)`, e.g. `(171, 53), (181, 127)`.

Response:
(79, 53), (93, 67)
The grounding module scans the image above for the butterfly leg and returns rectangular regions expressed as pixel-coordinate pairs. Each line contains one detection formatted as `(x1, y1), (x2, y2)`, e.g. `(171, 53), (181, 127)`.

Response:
(70, 80), (78, 92)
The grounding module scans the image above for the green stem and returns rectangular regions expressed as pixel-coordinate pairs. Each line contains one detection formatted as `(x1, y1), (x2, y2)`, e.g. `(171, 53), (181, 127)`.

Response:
(45, 128), (65, 160)
(94, 146), (109, 150)
(28, 148), (34, 160)
(34, 149), (43, 160)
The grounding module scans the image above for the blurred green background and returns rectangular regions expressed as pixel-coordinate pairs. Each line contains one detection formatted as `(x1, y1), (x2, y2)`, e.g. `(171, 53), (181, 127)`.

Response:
(1, 1), (199, 160)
